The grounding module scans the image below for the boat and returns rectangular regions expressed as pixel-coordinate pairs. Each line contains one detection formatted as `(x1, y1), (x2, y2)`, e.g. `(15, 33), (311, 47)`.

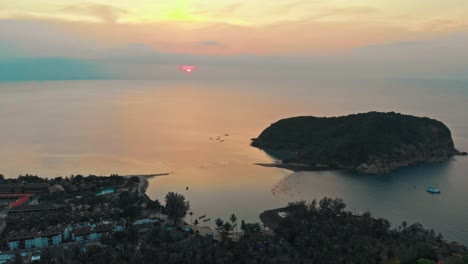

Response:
(426, 187), (441, 194)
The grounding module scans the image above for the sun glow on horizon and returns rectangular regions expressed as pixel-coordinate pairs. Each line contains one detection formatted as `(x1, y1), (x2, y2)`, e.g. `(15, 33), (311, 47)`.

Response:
(180, 65), (197, 73)
(1, 1), (468, 56)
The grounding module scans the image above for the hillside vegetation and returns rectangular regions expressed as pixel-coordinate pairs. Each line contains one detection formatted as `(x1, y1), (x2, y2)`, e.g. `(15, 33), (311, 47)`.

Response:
(252, 112), (463, 174)
(273, 198), (468, 264)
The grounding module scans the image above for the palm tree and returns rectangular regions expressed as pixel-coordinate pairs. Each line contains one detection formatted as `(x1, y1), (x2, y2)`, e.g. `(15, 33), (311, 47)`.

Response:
(189, 211), (194, 224)
(215, 218), (224, 236)
(194, 220), (199, 233)
(221, 222), (232, 241)
(230, 213), (238, 238)
(164, 192), (190, 224)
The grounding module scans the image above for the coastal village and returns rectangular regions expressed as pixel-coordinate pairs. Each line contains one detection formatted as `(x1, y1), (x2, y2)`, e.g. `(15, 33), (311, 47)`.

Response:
(0, 174), (466, 264)
(0, 174), (295, 264)
(0, 174), (190, 263)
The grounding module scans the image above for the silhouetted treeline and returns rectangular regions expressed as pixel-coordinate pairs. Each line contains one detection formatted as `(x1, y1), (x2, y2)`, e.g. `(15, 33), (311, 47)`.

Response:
(276, 198), (468, 264)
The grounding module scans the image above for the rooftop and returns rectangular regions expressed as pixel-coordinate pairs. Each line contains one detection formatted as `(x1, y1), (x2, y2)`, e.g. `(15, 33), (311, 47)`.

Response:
(72, 224), (113, 236)
(0, 183), (49, 189)
(48, 185), (65, 193)
(6, 226), (63, 241)
(8, 203), (65, 212)
(9, 196), (30, 208)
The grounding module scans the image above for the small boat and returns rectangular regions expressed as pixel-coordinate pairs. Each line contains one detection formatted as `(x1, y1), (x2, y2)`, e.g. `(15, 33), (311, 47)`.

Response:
(426, 187), (441, 194)
(203, 218), (211, 222)
(199, 215), (206, 219)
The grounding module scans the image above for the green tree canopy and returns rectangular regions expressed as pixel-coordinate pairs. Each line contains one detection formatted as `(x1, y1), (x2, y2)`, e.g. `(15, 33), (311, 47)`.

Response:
(417, 259), (435, 264)
(164, 192), (190, 223)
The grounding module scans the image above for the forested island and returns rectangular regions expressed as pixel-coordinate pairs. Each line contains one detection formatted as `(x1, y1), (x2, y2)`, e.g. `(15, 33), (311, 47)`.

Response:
(252, 112), (466, 174)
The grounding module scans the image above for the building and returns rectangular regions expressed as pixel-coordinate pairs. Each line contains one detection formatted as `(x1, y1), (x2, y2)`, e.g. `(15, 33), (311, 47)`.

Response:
(113, 225), (125, 232)
(7, 203), (66, 217)
(0, 254), (14, 264)
(0, 193), (35, 211)
(4, 221), (125, 251)
(8, 196), (30, 208)
(132, 218), (159, 226)
(6, 226), (63, 251)
(48, 185), (65, 194)
(0, 183), (49, 194)
(96, 186), (116, 196)
(72, 224), (113, 241)
(66, 222), (121, 243)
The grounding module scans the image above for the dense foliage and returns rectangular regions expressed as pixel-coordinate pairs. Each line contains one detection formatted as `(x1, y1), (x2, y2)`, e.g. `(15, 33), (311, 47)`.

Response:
(276, 198), (468, 264)
(252, 112), (456, 167)
(5, 173), (467, 264)
(165, 192), (191, 223)
(54, 221), (295, 264)
(35, 196), (468, 264)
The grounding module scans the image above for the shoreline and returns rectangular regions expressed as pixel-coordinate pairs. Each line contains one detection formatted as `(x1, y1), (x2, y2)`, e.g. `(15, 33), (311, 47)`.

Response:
(123, 173), (170, 178)
(259, 207), (288, 231)
(254, 162), (343, 172)
(255, 153), (465, 174)
(124, 173), (170, 200)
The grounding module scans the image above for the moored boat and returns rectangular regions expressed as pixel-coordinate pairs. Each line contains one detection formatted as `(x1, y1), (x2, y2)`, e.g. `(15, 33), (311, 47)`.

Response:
(426, 187), (441, 194)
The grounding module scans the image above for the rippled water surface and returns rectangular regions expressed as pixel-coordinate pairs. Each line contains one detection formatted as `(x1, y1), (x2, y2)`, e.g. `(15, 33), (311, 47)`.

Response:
(1, 80), (467, 244)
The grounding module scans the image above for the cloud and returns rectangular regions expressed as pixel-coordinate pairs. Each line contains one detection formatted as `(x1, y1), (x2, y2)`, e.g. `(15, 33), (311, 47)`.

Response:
(61, 4), (128, 23)
(1, 19), (468, 81)
(193, 3), (243, 17)
(0, 20), (101, 58)
(352, 33), (468, 58)
(414, 18), (468, 32)
(199, 41), (223, 47)
(359, 41), (425, 51)
(310, 6), (380, 21)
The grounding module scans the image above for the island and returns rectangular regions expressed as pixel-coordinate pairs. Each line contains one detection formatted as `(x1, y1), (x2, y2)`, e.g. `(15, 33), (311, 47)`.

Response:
(251, 112), (466, 174)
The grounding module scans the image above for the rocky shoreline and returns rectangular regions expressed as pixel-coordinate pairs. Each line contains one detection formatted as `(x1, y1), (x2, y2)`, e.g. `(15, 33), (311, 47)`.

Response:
(254, 162), (344, 172)
(355, 155), (459, 174)
(255, 152), (466, 175)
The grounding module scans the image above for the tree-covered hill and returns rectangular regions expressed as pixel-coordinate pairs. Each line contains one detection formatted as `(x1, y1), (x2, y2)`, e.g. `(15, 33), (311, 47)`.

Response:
(252, 112), (464, 174)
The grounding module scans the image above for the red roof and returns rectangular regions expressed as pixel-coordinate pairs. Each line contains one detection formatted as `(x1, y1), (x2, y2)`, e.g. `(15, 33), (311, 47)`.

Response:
(9, 196), (30, 208)
(0, 193), (34, 197)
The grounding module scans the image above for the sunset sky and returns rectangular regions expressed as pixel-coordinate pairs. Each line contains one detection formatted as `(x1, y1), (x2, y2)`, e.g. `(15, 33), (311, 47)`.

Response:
(1, 0), (468, 80)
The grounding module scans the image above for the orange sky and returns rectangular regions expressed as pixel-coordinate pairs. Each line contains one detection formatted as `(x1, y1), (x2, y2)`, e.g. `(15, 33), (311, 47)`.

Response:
(1, 0), (468, 55)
